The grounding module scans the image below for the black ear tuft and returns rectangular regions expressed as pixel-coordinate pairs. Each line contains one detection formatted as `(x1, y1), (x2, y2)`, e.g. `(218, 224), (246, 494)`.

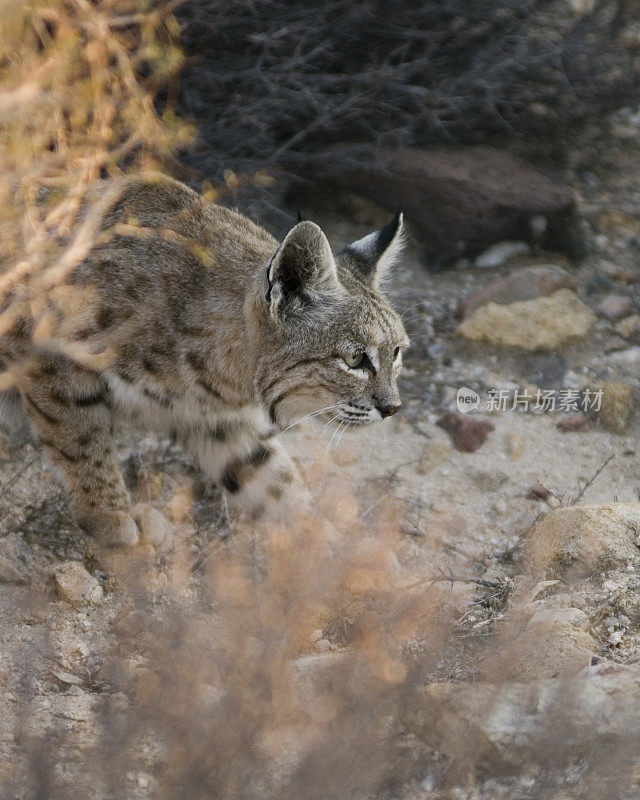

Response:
(342, 210), (405, 286)
(375, 208), (403, 256)
(296, 209), (304, 223)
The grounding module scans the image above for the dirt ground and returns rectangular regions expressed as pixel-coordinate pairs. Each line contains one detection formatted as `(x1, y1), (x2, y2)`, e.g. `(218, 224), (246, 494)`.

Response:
(3, 116), (640, 799)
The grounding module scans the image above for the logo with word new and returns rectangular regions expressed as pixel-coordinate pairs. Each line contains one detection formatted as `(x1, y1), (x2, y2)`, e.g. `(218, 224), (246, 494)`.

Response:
(457, 386), (480, 413)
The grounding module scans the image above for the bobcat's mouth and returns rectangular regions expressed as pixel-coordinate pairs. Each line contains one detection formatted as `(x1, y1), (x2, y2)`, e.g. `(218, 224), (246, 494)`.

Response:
(336, 403), (380, 426)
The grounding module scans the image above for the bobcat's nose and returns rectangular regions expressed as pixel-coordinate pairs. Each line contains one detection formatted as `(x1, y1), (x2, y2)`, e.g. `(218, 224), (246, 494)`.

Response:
(377, 403), (401, 418)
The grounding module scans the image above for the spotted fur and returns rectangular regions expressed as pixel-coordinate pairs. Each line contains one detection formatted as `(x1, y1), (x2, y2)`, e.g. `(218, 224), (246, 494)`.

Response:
(0, 176), (408, 546)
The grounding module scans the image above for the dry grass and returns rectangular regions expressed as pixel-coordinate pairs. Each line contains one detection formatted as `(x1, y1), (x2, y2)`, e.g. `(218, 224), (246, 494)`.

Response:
(0, 0), (192, 379)
(5, 472), (451, 800)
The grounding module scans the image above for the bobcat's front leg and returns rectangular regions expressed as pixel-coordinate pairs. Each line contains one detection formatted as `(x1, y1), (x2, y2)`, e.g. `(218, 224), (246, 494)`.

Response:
(20, 364), (139, 547)
(187, 426), (309, 522)
(221, 438), (310, 522)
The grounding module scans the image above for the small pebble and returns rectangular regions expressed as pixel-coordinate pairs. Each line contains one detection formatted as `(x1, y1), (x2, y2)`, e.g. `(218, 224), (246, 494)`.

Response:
(610, 347), (640, 366)
(54, 562), (103, 606)
(133, 504), (175, 552)
(557, 414), (592, 432)
(598, 381), (634, 433)
(528, 482), (551, 500)
(615, 314), (640, 338)
(608, 630), (624, 646)
(474, 241), (530, 268)
(603, 335), (630, 353)
(436, 411), (494, 453)
(494, 499), (507, 515)
(597, 293), (633, 320)
(505, 431), (524, 459)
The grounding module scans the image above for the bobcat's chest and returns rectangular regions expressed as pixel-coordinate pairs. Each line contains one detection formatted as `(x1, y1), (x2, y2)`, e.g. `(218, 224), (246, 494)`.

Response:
(104, 372), (267, 436)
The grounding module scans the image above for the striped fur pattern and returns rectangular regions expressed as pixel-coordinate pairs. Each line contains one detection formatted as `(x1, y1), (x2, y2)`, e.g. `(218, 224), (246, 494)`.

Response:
(0, 176), (408, 546)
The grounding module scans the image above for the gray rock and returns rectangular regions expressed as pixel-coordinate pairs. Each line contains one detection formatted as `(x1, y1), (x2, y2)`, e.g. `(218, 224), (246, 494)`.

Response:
(597, 293), (633, 320)
(615, 314), (640, 338)
(403, 664), (640, 771)
(493, 607), (596, 680)
(133, 504), (175, 552)
(0, 534), (32, 585)
(520, 352), (567, 387)
(567, 0), (596, 13)
(460, 265), (574, 318)
(314, 147), (584, 267)
(527, 504), (640, 581)
(603, 335), (630, 353)
(610, 347), (640, 366)
(471, 469), (509, 492)
(474, 241), (530, 269)
(54, 561), (103, 605)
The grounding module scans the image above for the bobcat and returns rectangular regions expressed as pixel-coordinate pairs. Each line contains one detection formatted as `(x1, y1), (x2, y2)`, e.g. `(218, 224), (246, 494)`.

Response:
(0, 176), (408, 547)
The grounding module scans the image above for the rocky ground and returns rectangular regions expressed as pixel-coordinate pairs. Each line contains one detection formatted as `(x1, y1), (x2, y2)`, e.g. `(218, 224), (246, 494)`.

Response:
(4, 114), (640, 799)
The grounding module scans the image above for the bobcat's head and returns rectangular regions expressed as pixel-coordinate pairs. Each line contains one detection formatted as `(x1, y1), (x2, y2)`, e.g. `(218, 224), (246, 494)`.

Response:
(254, 213), (409, 428)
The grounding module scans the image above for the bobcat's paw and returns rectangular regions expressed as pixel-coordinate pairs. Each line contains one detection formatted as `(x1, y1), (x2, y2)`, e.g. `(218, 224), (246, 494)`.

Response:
(84, 511), (140, 548)
(133, 504), (175, 552)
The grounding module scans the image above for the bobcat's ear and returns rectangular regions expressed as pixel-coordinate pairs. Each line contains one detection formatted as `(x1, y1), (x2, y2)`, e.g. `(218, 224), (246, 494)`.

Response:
(265, 221), (338, 319)
(342, 211), (404, 287)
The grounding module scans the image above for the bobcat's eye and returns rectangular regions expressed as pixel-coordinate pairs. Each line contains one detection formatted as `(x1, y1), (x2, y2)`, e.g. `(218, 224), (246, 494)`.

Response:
(344, 352), (365, 369)
(393, 346), (401, 361)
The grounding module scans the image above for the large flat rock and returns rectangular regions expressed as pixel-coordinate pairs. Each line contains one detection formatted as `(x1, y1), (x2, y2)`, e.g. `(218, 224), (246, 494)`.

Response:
(402, 664), (640, 773)
(456, 289), (595, 351)
(527, 503), (640, 581)
(308, 147), (584, 267)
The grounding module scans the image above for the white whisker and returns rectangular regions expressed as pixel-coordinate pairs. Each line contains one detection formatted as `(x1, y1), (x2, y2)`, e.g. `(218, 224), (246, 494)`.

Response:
(320, 413), (342, 439)
(320, 415), (344, 480)
(334, 420), (349, 451)
(277, 403), (341, 435)
(328, 420), (345, 452)
(400, 301), (428, 320)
